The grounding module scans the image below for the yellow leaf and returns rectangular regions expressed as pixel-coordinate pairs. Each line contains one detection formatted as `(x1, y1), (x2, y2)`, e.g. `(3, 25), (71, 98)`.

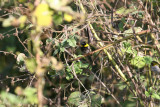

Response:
(19, 15), (27, 24)
(18, 0), (26, 3)
(64, 13), (73, 22)
(15, 86), (23, 95)
(2, 16), (15, 27)
(27, 3), (34, 11)
(34, 3), (53, 27)
(37, 15), (52, 26)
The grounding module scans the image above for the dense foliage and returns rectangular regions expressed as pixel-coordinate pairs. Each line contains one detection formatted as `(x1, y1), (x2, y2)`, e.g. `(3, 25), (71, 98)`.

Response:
(0, 0), (160, 106)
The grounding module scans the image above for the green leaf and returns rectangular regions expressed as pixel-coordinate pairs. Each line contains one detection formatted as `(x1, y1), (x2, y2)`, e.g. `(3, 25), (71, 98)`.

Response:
(123, 42), (131, 48)
(118, 18), (126, 31)
(92, 23), (103, 30)
(55, 38), (69, 53)
(67, 37), (76, 47)
(116, 7), (126, 14)
(119, 84), (127, 90)
(25, 58), (37, 73)
(118, 22), (124, 31)
(130, 56), (146, 68)
(68, 91), (82, 106)
(66, 72), (73, 80)
(124, 27), (142, 37)
(23, 87), (37, 97)
(80, 61), (89, 68)
(145, 91), (150, 97)
(145, 87), (160, 100)
(53, 12), (63, 25)
(91, 94), (102, 107)
(121, 17), (125, 23)
(131, 11), (144, 18)
(1, 91), (20, 105)
(123, 44), (136, 54)
(60, 47), (65, 52)
(53, 49), (59, 56)
(0, 104), (5, 107)
(152, 93), (160, 100)
(116, 81), (127, 90)
(66, 61), (89, 80)
(143, 56), (153, 65)
(23, 87), (38, 104)
(116, 7), (136, 15)
(149, 87), (153, 93)
(6, 46), (16, 52)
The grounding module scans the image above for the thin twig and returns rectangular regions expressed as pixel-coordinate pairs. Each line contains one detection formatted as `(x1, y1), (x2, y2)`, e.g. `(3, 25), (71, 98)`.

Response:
(15, 28), (34, 57)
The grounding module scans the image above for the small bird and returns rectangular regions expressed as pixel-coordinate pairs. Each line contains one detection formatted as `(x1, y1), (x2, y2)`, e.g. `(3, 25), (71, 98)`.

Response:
(150, 61), (160, 74)
(80, 41), (91, 54)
